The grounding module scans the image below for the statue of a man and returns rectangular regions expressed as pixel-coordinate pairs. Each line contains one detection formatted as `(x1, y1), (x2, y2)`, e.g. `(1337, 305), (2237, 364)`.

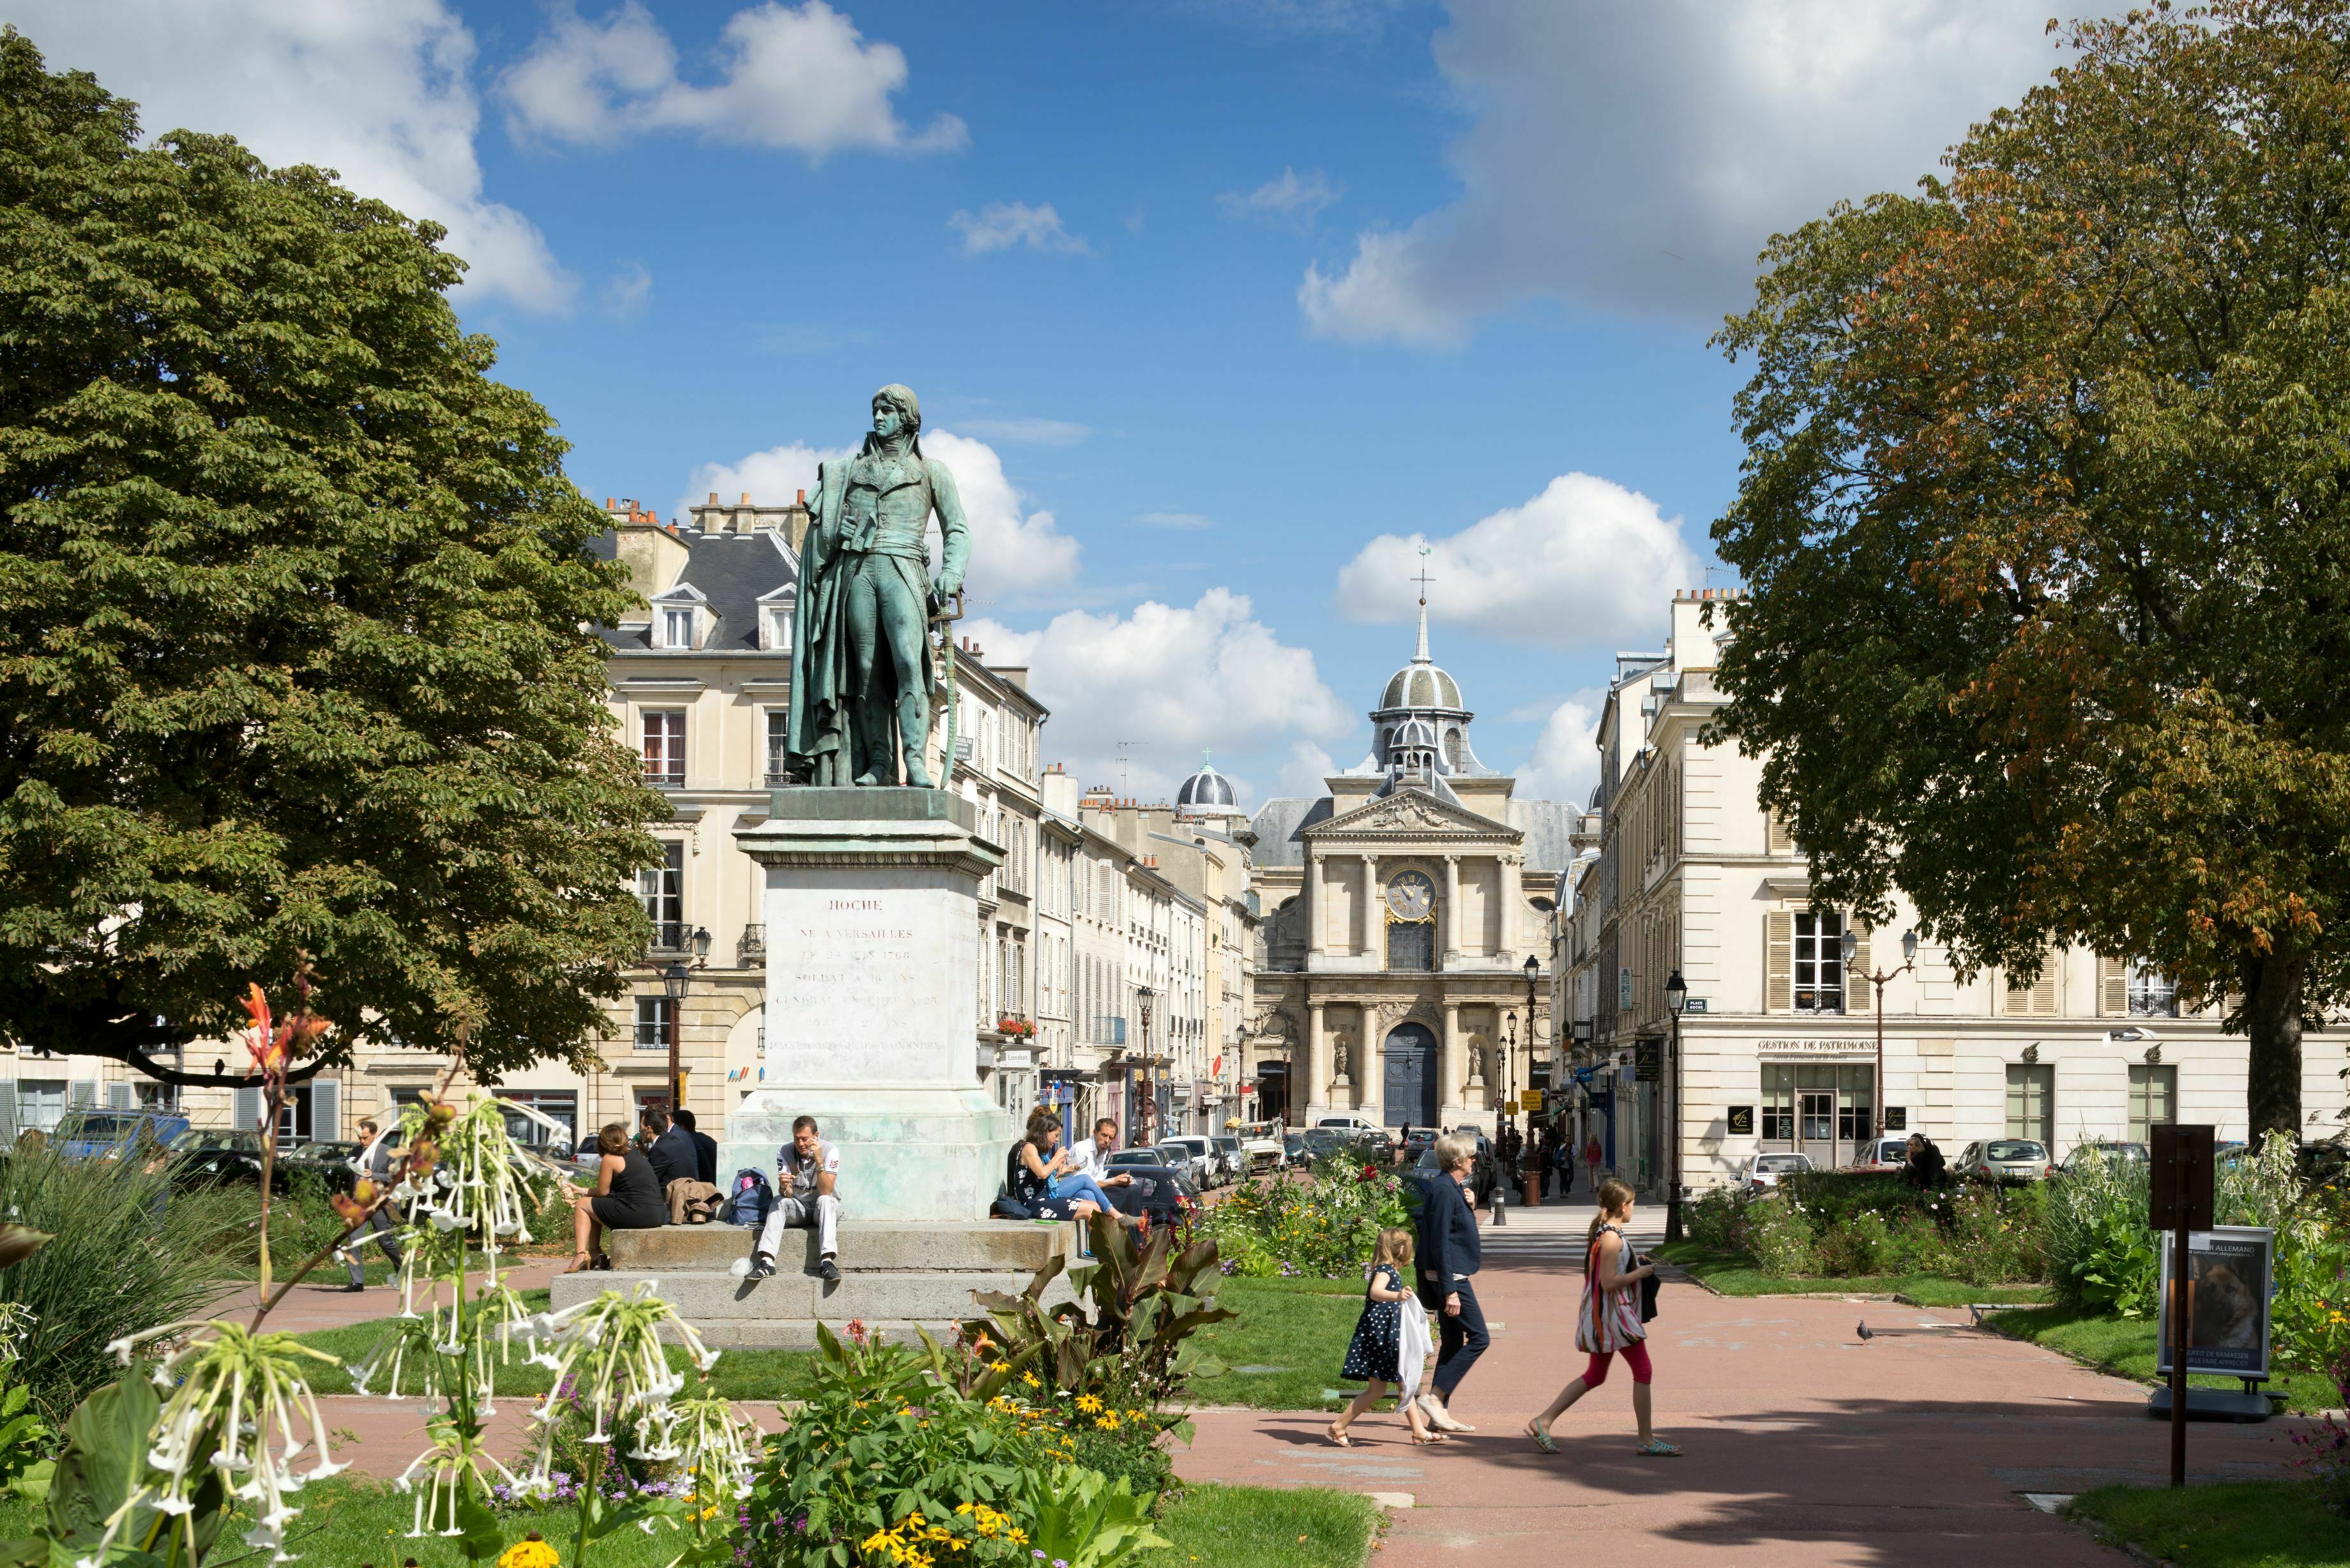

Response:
(786, 385), (970, 788)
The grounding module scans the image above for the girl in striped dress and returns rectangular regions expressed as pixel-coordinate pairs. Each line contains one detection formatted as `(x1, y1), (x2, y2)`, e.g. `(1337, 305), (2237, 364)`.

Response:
(1523, 1177), (1680, 1457)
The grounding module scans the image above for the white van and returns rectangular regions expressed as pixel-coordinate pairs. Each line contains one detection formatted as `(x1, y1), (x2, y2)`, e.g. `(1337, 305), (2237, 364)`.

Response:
(1314, 1115), (1383, 1142)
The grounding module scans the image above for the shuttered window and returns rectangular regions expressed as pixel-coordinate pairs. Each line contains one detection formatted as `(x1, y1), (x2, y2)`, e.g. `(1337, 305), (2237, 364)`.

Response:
(1766, 912), (1793, 1013)
(1766, 810), (1795, 857)
(2099, 956), (2128, 1016)
(1847, 926), (1873, 1014)
(2005, 947), (2061, 1016)
(1793, 912), (1846, 1013)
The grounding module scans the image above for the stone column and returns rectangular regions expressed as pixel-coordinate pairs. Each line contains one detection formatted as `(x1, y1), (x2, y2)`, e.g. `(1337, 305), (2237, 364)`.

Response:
(1304, 849), (1321, 957)
(1359, 854), (1379, 957)
(1358, 1004), (1383, 1120)
(1442, 1000), (1464, 1117)
(1441, 856), (1460, 967)
(1307, 1000), (1327, 1110)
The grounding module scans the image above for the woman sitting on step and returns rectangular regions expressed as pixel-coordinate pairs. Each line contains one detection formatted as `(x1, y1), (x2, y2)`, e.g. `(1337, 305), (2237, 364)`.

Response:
(565, 1121), (667, 1271)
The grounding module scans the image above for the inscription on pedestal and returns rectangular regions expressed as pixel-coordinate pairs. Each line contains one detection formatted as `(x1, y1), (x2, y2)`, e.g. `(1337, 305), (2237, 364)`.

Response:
(766, 871), (976, 1089)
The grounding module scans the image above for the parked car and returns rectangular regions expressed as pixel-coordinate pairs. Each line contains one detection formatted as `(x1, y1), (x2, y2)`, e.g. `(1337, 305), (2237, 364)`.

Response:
(1211, 1135), (1247, 1183)
(1282, 1133), (1308, 1165)
(165, 1129), (265, 1157)
(2060, 1140), (2148, 1173)
(163, 1147), (283, 1195)
(1409, 1133), (1500, 1208)
(1955, 1139), (2057, 1182)
(1739, 1151), (1814, 1194)
(1236, 1122), (1287, 1171)
(1400, 1127), (1438, 1162)
(278, 1139), (364, 1194)
(1845, 1138), (1911, 1175)
(1298, 1129), (1349, 1163)
(1104, 1149), (1166, 1177)
(1102, 1163), (1197, 1228)
(55, 1110), (190, 1161)
(1161, 1135), (1220, 1187)
(1314, 1115), (1382, 1142)
(1356, 1129), (1396, 1166)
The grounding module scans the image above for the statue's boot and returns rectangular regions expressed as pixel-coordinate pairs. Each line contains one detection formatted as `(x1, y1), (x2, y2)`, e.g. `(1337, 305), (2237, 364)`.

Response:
(897, 687), (934, 789)
(853, 686), (895, 786)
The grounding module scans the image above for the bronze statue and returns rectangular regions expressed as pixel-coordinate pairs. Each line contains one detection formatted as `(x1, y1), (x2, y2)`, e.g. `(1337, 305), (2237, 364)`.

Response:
(785, 385), (970, 788)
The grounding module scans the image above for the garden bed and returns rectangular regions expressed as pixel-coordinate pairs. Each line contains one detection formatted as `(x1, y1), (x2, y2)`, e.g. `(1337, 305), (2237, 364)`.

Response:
(2065, 1479), (2350, 1567)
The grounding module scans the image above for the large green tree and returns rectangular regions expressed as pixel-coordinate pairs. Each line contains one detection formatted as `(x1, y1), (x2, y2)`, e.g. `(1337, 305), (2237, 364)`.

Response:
(1710, 1), (2350, 1139)
(0, 33), (663, 1087)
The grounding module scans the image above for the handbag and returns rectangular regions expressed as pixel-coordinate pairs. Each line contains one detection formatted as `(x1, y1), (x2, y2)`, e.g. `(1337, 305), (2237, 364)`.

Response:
(1629, 1246), (1661, 1323)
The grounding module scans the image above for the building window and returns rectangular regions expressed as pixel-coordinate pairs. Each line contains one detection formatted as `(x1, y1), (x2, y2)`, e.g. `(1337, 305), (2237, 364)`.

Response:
(135, 1082), (181, 1113)
(634, 997), (674, 1052)
(2129, 965), (2179, 1018)
(661, 607), (695, 649)
(1793, 911), (1846, 1013)
(766, 711), (789, 785)
(762, 608), (791, 650)
(497, 1090), (579, 1152)
(13, 1080), (65, 1133)
(642, 711), (686, 785)
(639, 841), (683, 949)
(2128, 1064), (2176, 1142)
(2005, 1064), (2054, 1143)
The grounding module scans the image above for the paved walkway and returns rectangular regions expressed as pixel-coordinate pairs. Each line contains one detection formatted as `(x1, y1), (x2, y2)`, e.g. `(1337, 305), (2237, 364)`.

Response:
(1172, 1202), (2303, 1567)
(209, 1256), (569, 1335)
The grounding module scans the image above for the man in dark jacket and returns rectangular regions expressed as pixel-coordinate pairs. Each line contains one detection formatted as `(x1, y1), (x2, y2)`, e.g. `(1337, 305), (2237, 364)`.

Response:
(1413, 1131), (1487, 1433)
(641, 1106), (697, 1193)
(674, 1107), (720, 1187)
(1902, 1132), (1946, 1189)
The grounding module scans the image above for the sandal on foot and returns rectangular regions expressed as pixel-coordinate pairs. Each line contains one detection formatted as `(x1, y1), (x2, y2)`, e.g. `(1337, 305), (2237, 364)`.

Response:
(1411, 1429), (1448, 1445)
(563, 1251), (594, 1274)
(1324, 1424), (1351, 1448)
(1526, 1422), (1557, 1454)
(1634, 1438), (1681, 1458)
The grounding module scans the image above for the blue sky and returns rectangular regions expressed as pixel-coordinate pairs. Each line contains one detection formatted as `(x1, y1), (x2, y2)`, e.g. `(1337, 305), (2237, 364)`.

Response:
(17, 0), (2095, 807)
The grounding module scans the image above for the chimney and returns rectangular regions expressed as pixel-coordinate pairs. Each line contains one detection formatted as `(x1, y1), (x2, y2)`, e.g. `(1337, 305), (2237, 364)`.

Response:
(707, 492), (719, 505)
(796, 488), (806, 504)
(605, 497), (616, 509)
(740, 492), (751, 504)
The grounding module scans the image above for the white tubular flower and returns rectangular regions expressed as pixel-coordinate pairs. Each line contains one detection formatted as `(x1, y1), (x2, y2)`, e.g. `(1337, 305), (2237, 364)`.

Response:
(394, 1414), (518, 1540)
(95, 1321), (343, 1565)
(672, 1394), (762, 1502)
(519, 1284), (713, 1485)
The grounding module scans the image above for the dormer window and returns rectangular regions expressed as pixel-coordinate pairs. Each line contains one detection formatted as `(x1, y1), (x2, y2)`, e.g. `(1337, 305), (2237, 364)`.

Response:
(660, 607), (696, 649)
(762, 608), (791, 650)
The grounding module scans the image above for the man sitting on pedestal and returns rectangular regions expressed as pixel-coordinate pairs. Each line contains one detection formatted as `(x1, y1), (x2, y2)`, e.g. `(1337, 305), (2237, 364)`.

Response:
(750, 1115), (843, 1283)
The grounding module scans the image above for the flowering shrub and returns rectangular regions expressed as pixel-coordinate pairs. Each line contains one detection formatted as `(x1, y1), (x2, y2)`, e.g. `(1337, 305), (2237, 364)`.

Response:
(1199, 1158), (1408, 1277)
(2291, 1413), (2350, 1515)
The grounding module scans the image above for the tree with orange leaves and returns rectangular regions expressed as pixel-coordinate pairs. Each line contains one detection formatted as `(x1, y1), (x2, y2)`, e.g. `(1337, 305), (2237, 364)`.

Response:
(1710, 1), (2350, 1138)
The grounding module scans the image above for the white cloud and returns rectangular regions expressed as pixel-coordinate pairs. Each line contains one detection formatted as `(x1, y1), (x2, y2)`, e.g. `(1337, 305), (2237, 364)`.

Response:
(1301, 0), (2078, 347)
(954, 418), (1091, 447)
(1275, 741), (1340, 798)
(1220, 167), (1342, 227)
(949, 202), (1089, 257)
(967, 591), (1351, 803)
(677, 429), (1080, 605)
(15, 0), (573, 312)
(501, 1), (967, 159)
(1335, 472), (1695, 647)
(1133, 512), (1213, 531)
(598, 262), (653, 320)
(1517, 693), (1602, 806)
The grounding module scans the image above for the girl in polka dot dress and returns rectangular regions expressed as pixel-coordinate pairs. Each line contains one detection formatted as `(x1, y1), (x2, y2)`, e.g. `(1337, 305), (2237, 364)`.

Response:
(1327, 1226), (1438, 1446)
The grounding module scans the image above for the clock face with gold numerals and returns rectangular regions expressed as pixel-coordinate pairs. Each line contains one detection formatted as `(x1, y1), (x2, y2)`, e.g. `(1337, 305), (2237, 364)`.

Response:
(1386, 871), (1436, 921)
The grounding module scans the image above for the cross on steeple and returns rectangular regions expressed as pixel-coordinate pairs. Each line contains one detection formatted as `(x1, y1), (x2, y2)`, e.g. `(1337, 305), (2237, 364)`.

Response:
(1412, 545), (1434, 663)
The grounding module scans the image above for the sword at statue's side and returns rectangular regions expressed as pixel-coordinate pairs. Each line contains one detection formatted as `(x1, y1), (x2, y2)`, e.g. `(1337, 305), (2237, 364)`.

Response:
(929, 587), (966, 788)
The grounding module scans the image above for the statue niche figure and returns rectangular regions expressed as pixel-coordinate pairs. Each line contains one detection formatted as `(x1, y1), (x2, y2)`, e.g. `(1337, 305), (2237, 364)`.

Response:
(785, 384), (970, 788)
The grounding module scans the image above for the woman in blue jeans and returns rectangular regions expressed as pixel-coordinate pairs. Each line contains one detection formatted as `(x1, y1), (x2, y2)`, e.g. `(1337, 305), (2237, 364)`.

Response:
(1019, 1110), (1119, 1212)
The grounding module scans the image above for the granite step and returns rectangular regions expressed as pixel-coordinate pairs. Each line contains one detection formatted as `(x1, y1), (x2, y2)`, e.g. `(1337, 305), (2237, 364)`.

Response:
(604, 1219), (1075, 1274)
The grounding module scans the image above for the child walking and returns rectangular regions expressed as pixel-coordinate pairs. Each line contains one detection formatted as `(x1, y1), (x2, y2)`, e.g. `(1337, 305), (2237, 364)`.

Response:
(1326, 1227), (1438, 1447)
(1522, 1176), (1679, 1456)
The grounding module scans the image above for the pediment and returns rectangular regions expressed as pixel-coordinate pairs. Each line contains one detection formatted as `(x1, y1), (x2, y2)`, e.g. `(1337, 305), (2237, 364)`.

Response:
(1303, 787), (1517, 842)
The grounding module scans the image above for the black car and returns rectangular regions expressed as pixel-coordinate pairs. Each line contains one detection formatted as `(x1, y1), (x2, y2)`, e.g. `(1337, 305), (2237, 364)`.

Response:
(1409, 1133), (1500, 1207)
(1400, 1127), (1438, 1161)
(1357, 1129), (1397, 1165)
(1102, 1163), (1197, 1228)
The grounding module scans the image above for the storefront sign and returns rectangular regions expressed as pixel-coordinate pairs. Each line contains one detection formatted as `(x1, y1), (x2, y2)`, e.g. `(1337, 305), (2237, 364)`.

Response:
(1725, 1104), (1755, 1135)
(1883, 1107), (1907, 1131)
(1634, 1037), (1662, 1082)
(1757, 1038), (1877, 1057)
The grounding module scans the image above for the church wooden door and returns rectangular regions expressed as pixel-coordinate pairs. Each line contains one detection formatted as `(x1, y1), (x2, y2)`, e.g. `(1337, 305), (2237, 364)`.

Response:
(1383, 1023), (1438, 1127)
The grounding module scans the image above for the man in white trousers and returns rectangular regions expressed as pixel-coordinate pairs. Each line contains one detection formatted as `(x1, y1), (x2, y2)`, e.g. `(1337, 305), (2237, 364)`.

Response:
(748, 1115), (842, 1283)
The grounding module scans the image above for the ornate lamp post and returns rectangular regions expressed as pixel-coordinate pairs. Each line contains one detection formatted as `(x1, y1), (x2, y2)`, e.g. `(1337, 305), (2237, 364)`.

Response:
(662, 956), (692, 1115)
(1840, 926), (1920, 1147)
(1664, 968), (1687, 1243)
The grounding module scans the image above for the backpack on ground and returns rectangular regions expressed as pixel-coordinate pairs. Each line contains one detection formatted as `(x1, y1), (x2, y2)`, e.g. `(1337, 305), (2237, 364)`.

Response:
(724, 1168), (773, 1228)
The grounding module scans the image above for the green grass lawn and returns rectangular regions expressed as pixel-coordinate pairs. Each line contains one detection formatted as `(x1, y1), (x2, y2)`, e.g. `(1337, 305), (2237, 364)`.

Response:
(1651, 1243), (2052, 1307)
(1983, 1305), (2337, 1413)
(2066, 1480), (2350, 1567)
(1188, 1277), (1367, 1411)
(0, 1475), (1376, 1568)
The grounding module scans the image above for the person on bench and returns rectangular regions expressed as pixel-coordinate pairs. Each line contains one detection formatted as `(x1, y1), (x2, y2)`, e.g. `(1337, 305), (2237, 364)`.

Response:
(748, 1115), (842, 1283)
(565, 1122), (665, 1272)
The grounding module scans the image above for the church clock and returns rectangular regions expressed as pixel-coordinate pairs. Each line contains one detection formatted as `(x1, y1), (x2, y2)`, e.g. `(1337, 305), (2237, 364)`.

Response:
(1386, 870), (1436, 921)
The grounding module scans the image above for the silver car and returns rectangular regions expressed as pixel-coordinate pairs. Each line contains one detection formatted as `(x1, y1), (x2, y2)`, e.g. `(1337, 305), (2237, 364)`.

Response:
(1155, 1140), (1210, 1187)
(1956, 1138), (2056, 1182)
(1211, 1135), (1247, 1184)
(1739, 1150), (1814, 1194)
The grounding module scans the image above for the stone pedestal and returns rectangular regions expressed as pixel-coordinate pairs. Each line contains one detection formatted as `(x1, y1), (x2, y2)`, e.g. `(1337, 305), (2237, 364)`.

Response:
(725, 788), (1015, 1222)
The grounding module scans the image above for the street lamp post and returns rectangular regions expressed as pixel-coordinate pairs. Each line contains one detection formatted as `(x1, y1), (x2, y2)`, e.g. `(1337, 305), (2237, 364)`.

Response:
(1499, 1014), (1515, 1147)
(1841, 926), (1919, 1147)
(1522, 952), (1540, 1130)
(662, 956), (691, 1117)
(1664, 969), (1688, 1244)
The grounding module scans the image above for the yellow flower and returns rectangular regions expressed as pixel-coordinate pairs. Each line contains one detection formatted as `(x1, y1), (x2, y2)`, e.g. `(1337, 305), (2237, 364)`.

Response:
(863, 1532), (895, 1555)
(1007, 1530), (1028, 1545)
(1095, 1415), (1119, 1430)
(1075, 1395), (1103, 1413)
(497, 1539), (561, 1568)
(1021, 1373), (1040, 1388)
(989, 1360), (1009, 1373)
(956, 1503), (974, 1516)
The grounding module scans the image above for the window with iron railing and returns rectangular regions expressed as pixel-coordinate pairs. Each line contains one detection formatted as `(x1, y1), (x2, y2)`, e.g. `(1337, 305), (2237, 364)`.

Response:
(764, 710), (789, 787)
(639, 842), (683, 950)
(634, 997), (673, 1052)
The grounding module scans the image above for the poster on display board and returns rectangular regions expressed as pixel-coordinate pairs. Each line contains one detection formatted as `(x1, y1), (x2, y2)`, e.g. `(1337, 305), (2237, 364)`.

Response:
(2155, 1225), (2273, 1380)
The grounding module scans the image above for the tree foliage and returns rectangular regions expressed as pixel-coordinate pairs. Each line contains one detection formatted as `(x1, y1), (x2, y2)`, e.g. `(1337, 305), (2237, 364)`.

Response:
(1709, 1), (2350, 1136)
(0, 31), (663, 1083)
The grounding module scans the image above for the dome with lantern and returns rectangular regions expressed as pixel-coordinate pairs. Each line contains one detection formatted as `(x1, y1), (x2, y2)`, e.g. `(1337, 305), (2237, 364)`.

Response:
(1174, 754), (1247, 823)
(1364, 591), (1491, 787)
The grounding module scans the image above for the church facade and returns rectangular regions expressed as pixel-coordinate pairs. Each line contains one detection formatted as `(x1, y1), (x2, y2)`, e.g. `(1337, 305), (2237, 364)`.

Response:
(1248, 610), (1577, 1130)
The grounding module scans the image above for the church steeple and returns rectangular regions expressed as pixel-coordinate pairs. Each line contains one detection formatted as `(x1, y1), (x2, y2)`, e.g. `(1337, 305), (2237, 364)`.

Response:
(1412, 550), (1434, 664)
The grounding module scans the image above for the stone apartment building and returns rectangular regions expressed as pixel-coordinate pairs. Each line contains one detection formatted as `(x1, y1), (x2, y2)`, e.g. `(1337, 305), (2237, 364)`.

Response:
(1565, 587), (2349, 1200)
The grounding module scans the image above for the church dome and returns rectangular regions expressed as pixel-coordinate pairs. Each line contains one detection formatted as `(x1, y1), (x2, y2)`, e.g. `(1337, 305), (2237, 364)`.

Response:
(1175, 758), (1239, 816)
(1380, 662), (1464, 712)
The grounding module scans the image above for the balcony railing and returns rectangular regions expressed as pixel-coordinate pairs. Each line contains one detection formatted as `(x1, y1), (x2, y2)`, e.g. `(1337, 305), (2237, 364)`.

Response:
(646, 921), (688, 955)
(643, 766), (685, 788)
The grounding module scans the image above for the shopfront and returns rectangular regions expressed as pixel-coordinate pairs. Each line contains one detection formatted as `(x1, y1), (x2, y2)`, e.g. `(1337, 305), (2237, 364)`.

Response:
(1757, 1047), (1875, 1170)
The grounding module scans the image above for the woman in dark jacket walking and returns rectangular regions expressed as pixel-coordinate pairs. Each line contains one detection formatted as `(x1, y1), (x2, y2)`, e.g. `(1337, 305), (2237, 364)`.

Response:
(1412, 1132), (1487, 1433)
